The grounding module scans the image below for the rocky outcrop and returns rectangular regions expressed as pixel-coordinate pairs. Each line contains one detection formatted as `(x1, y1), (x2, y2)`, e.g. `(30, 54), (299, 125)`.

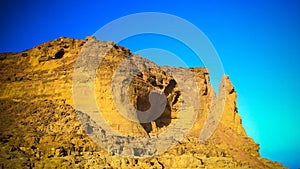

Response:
(0, 37), (288, 168)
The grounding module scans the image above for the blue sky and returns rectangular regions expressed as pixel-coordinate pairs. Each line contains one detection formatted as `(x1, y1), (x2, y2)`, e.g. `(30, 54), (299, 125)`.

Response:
(1, 0), (300, 168)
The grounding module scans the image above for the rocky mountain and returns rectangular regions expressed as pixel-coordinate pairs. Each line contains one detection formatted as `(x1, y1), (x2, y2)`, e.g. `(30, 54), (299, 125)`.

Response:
(0, 37), (287, 168)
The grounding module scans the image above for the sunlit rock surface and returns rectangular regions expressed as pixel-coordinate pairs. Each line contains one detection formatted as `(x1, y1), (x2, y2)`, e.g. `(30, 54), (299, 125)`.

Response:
(0, 37), (288, 168)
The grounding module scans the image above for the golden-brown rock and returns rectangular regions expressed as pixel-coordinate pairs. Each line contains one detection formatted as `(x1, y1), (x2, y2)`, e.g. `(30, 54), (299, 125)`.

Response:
(0, 37), (288, 168)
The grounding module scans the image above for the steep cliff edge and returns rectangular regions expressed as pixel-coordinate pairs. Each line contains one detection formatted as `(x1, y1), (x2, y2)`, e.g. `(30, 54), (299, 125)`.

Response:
(0, 37), (287, 168)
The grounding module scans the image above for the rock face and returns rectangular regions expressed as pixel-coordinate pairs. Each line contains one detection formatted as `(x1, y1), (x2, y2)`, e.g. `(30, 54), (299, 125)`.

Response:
(0, 37), (288, 168)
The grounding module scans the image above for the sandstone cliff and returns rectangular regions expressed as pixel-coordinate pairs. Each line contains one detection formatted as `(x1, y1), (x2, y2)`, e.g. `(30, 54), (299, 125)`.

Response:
(0, 37), (287, 168)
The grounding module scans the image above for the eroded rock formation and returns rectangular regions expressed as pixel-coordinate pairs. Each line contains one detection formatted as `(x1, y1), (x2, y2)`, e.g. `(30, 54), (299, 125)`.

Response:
(0, 37), (287, 168)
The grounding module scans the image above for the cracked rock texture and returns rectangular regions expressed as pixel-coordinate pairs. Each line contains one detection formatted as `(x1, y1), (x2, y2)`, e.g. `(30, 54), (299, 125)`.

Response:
(0, 37), (287, 168)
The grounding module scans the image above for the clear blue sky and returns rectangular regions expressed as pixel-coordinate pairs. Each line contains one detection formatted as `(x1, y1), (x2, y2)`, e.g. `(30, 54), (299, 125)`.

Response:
(1, 0), (299, 168)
